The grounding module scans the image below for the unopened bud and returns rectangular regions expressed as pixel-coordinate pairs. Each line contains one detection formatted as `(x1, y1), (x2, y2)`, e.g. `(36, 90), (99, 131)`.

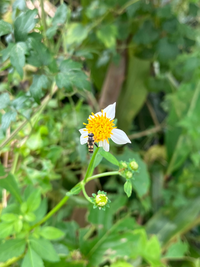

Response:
(130, 161), (139, 171)
(95, 194), (108, 207)
(126, 171), (132, 179)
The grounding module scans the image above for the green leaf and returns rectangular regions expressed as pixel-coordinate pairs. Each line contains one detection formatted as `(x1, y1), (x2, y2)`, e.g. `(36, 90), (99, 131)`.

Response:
(27, 189), (41, 212)
(10, 42), (27, 77)
(96, 25), (117, 48)
(1, 43), (15, 61)
(24, 212), (36, 222)
(14, 219), (23, 233)
(59, 59), (82, 72)
(29, 237), (59, 262)
(124, 180), (132, 197)
(67, 183), (82, 196)
(56, 73), (73, 92)
(0, 20), (12, 36)
(14, 9), (38, 41)
(46, 26), (58, 39)
(71, 71), (91, 91)
(164, 240), (189, 259)
(26, 37), (53, 67)
(100, 150), (119, 166)
(157, 38), (179, 63)
(30, 75), (49, 104)
(1, 213), (18, 222)
(52, 3), (68, 26)
(133, 20), (159, 45)
(22, 246), (44, 267)
(0, 222), (14, 239)
(0, 93), (10, 109)
(143, 236), (161, 266)
(0, 239), (26, 262)
(66, 23), (89, 45)
(40, 226), (65, 240)
(0, 171), (22, 203)
(1, 111), (17, 133)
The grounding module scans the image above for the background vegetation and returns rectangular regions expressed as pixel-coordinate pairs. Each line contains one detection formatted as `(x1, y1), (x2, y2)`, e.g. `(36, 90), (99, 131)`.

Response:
(1, 0), (200, 266)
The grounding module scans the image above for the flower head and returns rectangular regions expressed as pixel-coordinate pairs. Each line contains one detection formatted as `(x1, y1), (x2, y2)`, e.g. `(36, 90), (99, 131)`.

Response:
(79, 103), (131, 152)
(90, 191), (111, 210)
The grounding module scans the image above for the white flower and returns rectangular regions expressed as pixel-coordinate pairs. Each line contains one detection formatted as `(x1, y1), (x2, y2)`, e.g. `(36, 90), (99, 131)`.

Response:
(79, 102), (131, 152)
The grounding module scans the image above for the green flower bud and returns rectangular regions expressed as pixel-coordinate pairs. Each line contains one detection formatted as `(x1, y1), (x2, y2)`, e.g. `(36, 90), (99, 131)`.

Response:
(130, 160), (139, 171)
(121, 162), (128, 168)
(95, 194), (108, 207)
(126, 171), (132, 179)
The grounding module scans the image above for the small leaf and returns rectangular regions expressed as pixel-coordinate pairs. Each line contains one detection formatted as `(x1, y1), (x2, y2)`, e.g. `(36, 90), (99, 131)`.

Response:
(46, 25), (58, 39)
(1, 43), (15, 61)
(144, 236), (161, 266)
(67, 23), (89, 45)
(59, 59), (82, 72)
(1, 213), (18, 222)
(67, 183), (82, 196)
(0, 222), (14, 239)
(14, 219), (23, 233)
(14, 9), (38, 41)
(26, 189), (41, 212)
(29, 75), (49, 104)
(0, 20), (12, 36)
(100, 150), (119, 166)
(22, 246), (44, 267)
(124, 180), (132, 197)
(29, 237), (59, 262)
(96, 25), (117, 48)
(164, 240), (189, 259)
(10, 42), (27, 77)
(52, 3), (68, 26)
(40, 226), (65, 240)
(0, 239), (26, 262)
(0, 93), (10, 109)
(24, 212), (36, 222)
(55, 73), (73, 92)
(1, 111), (17, 133)
(0, 172), (22, 203)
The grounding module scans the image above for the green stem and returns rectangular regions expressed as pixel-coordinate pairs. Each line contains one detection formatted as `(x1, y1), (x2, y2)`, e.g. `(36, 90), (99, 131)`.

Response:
(83, 147), (100, 183)
(30, 195), (69, 230)
(81, 183), (93, 204)
(87, 171), (119, 182)
(0, 253), (25, 267)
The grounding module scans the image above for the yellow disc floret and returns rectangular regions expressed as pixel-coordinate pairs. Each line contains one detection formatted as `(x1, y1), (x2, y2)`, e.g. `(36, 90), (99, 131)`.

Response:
(83, 110), (116, 143)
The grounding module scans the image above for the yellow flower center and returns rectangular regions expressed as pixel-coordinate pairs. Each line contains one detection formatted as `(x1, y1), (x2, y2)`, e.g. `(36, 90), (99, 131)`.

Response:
(83, 111), (116, 143)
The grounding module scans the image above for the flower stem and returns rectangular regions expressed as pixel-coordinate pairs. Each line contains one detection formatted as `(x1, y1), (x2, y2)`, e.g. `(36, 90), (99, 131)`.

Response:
(83, 147), (100, 183)
(81, 183), (93, 204)
(87, 171), (119, 182)
(30, 195), (69, 230)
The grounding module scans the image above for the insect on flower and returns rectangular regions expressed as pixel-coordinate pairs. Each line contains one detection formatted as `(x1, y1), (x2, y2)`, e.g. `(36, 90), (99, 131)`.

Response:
(79, 102), (131, 152)
(87, 133), (98, 153)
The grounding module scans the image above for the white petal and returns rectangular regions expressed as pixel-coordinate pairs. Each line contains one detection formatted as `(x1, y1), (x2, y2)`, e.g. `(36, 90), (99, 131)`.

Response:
(80, 131), (88, 145)
(111, 128), (131, 145)
(102, 139), (110, 152)
(99, 141), (103, 147)
(102, 102), (116, 120)
(79, 128), (88, 134)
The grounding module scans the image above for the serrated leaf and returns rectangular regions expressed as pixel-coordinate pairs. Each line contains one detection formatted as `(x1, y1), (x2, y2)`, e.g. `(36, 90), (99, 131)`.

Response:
(30, 75), (49, 104)
(14, 9), (38, 41)
(133, 20), (159, 45)
(52, 3), (68, 26)
(0, 20), (12, 36)
(1, 111), (17, 132)
(100, 150), (119, 166)
(0, 239), (26, 262)
(0, 171), (22, 203)
(60, 59), (82, 72)
(71, 71), (91, 91)
(40, 226), (65, 240)
(0, 222), (14, 239)
(124, 180), (132, 197)
(10, 42), (27, 77)
(0, 93), (10, 109)
(27, 37), (53, 67)
(55, 73), (73, 92)
(22, 246), (44, 267)
(29, 237), (59, 262)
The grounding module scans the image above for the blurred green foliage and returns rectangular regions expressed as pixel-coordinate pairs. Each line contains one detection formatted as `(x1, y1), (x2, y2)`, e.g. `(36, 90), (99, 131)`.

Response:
(1, 0), (200, 266)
